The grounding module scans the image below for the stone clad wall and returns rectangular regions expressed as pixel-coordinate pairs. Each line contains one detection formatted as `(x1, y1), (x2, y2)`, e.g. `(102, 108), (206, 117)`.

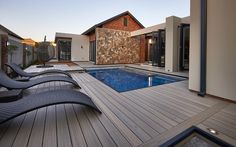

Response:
(96, 28), (140, 64)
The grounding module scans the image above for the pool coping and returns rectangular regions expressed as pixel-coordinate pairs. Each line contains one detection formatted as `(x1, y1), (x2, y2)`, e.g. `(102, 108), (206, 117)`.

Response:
(125, 65), (189, 79)
(159, 126), (234, 147)
(86, 67), (186, 93)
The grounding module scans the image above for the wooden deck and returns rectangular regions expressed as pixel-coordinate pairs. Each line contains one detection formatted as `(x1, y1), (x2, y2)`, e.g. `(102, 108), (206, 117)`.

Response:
(0, 72), (235, 147)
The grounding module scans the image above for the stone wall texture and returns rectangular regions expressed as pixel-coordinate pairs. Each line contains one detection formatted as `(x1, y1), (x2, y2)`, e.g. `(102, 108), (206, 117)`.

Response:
(96, 28), (140, 64)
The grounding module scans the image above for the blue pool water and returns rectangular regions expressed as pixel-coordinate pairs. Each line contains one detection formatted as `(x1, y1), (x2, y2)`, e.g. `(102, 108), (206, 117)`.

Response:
(87, 68), (184, 92)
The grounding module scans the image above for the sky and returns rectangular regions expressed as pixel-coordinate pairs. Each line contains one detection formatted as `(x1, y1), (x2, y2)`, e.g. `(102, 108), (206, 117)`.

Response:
(0, 0), (190, 42)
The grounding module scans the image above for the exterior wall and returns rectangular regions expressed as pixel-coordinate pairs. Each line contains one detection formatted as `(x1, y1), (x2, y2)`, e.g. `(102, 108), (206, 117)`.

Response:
(189, 0), (201, 92)
(206, 0), (236, 100)
(131, 16), (190, 37)
(139, 35), (146, 62)
(71, 35), (89, 61)
(8, 36), (23, 66)
(55, 33), (90, 61)
(189, 0), (236, 101)
(165, 16), (181, 72)
(181, 16), (191, 24)
(96, 28), (140, 64)
(102, 14), (143, 32)
(88, 33), (96, 41)
(23, 44), (34, 66)
(131, 23), (166, 37)
(1, 35), (8, 70)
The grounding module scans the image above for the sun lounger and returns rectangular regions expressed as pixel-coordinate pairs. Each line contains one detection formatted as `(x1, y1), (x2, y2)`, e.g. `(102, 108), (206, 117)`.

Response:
(0, 90), (23, 102)
(0, 89), (101, 124)
(5, 63), (72, 78)
(0, 70), (80, 90)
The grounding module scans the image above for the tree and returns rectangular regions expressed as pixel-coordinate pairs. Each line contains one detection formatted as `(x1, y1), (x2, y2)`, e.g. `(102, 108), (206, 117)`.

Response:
(36, 42), (53, 68)
(7, 44), (18, 63)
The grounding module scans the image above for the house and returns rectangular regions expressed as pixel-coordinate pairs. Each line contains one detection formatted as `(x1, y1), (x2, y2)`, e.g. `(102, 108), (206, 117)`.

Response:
(55, 11), (145, 64)
(131, 16), (190, 72)
(55, 11), (190, 69)
(0, 24), (24, 70)
(54, 4), (236, 102)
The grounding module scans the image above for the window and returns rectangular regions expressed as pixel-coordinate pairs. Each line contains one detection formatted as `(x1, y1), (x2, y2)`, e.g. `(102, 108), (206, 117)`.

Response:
(123, 17), (128, 26)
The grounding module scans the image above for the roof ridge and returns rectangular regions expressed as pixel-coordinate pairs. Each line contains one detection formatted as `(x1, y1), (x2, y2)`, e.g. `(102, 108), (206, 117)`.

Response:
(82, 11), (144, 35)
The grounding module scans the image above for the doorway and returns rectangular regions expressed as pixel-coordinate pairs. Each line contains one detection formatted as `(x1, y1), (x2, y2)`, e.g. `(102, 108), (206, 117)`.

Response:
(89, 41), (96, 62)
(151, 29), (165, 67)
(145, 36), (153, 63)
(179, 24), (190, 70)
(57, 39), (71, 61)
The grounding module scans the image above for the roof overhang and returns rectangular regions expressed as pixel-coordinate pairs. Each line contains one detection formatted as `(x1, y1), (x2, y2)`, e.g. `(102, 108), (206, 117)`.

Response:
(82, 11), (144, 35)
(0, 24), (23, 40)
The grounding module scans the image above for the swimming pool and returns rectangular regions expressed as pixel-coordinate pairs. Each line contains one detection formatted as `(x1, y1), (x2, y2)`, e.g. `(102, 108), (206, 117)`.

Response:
(87, 68), (185, 92)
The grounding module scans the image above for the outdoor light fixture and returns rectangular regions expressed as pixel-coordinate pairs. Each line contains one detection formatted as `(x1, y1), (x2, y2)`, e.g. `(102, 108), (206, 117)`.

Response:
(52, 43), (56, 47)
(148, 76), (152, 87)
(207, 128), (218, 134)
(7, 41), (10, 46)
(149, 39), (152, 44)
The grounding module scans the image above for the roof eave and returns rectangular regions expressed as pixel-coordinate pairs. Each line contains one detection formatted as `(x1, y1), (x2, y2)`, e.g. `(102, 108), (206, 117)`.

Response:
(82, 11), (144, 35)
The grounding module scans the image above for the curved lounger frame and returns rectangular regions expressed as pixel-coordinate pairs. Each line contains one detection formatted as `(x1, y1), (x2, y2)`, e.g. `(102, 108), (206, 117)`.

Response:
(0, 70), (80, 90)
(0, 89), (101, 124)
(5, 63), (72, 78)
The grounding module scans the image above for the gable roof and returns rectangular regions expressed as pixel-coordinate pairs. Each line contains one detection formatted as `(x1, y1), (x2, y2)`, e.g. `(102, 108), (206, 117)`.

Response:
(82, 11), (144, 35)
(0, 24), (23, 40)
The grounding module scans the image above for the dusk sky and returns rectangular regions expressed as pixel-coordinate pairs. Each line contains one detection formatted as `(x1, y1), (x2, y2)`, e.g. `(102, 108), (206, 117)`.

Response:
(0, 0), (190, 42)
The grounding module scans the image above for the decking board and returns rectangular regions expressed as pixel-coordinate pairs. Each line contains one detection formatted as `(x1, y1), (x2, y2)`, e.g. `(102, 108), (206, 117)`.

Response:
(64, 104), (87, 147)
(27, 108), (46, 147)
(91, 82), (162, 136)
(0, 70), (235, 147)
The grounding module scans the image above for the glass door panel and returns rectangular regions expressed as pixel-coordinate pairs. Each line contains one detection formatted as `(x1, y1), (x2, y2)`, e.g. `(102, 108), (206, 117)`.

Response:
(179, 24), (190, 70)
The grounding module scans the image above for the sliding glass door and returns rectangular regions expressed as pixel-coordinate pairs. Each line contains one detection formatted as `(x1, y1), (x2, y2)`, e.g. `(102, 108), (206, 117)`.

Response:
(89, 41), (96, 62)
(179, 24), (190, 70)
(151, 29), (165, 67)
(57, 39), (71, 61)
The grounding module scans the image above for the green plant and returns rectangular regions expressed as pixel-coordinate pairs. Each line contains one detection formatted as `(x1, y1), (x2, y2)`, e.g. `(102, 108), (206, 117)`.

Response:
(7, 44), (18, 63)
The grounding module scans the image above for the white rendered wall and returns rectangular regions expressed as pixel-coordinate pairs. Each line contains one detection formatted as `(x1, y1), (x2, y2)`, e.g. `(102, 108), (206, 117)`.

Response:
(189, 0), (201, 92)
(165, 16), (181, 72)
(8, 36), (23, 66)
(71, 35), (89, 61)
(206, 0), (236, 100)
(131, 23), (165, 37)
(55, 33), (89, 61)
(189, 0), (236, 101)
